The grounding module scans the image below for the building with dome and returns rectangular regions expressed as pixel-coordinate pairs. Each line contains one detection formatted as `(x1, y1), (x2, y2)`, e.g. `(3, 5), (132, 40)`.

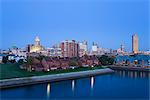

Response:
(27, 36), (44, 53)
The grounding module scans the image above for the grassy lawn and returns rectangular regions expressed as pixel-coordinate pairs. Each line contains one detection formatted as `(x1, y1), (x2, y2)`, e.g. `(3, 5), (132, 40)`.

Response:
(0, 63), (104, 80)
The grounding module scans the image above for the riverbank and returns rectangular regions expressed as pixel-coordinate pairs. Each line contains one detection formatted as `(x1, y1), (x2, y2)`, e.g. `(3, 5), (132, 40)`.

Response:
(0, 68), (114, 89)
(0, 63), (106, 80)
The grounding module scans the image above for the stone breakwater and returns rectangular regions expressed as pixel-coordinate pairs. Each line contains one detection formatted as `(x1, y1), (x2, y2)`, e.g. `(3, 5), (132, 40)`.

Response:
(0, 68), (114, 89)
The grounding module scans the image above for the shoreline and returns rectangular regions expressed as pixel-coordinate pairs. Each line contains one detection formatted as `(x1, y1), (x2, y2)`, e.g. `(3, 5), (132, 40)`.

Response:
(0, 68), (114, 89)
(108, 65), (150, 72)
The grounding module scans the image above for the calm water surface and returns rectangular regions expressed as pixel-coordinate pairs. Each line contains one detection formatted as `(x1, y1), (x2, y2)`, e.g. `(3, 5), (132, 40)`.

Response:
(0, 71), (149, 99)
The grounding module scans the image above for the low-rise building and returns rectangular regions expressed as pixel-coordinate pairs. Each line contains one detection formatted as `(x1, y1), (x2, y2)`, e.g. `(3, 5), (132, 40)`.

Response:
(10, 47), (27, 58)
(41, 57), (70, 71)
(79, 55), (100, 67)
(24, 55), (101, 71)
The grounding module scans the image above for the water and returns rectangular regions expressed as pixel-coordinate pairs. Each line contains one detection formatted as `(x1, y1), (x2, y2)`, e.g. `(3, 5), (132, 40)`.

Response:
(0, 71), (149, 99)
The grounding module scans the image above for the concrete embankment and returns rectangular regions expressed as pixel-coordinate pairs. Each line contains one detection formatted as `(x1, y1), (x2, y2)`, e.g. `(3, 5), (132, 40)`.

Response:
(0, 68), (114, 89)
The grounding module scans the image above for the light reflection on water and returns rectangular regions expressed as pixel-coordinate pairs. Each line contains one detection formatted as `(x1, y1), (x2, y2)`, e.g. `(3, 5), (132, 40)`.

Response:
(1, 71), (149, 99)
(115, 70), (150, 78)
(72, 80), (75, 92)
(90, 76), (94, 90)
(46, 70), (149, 98)
(47, 83), (50, 98)
(46, 77), (96, 98)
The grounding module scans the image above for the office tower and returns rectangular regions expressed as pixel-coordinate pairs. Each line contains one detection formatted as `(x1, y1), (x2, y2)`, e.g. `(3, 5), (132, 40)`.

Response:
(132, 34), (138, 54)
(49, 44), (62, 57)
(79, 41), (88, 57)
(92, 42), (98, 55)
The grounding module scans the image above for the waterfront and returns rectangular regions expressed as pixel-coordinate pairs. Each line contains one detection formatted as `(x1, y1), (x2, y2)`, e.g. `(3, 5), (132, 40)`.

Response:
(0, 68), (113, 88)
(115, 54), (150, 66)
(0, 70), (149, 99)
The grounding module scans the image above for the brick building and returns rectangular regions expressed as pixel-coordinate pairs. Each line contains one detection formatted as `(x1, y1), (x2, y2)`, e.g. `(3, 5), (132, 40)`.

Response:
(60, 40), (79, 57)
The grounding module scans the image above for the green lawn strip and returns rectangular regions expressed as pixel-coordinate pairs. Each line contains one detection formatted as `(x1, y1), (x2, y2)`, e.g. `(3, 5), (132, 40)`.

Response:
(0, 63), (104, 80)
(101, 66), (109, 68)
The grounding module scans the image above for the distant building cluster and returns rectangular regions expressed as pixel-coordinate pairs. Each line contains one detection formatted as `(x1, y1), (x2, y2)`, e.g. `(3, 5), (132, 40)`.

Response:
(25, 36), (113, 58)
(0, 33), (149, 64)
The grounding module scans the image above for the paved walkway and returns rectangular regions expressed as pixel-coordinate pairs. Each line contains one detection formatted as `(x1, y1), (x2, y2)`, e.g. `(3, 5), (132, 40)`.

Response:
(0, 68), (114, 89)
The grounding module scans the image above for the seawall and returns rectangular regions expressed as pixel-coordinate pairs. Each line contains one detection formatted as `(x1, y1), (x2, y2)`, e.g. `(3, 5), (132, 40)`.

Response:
(0, 68), (114, 89)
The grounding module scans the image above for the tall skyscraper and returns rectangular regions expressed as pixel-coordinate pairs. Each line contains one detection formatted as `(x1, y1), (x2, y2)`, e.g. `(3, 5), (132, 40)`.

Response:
(132, 34), (138, 54)
(60, 40), (79, 57)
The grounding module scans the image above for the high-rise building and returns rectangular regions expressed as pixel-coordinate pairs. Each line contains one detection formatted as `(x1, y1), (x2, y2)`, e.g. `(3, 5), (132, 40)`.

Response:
(132, 34), (138, 54)
(91, 42), (107, 55)
(92, 42), (98, 55)
(79, 41), (88, 57)
(60, 40), (79, 57)
(49, 44), (62, 57)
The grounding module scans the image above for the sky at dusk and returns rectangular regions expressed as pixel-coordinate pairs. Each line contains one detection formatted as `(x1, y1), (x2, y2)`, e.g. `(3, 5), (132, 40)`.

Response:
(1, 0), (149, 51)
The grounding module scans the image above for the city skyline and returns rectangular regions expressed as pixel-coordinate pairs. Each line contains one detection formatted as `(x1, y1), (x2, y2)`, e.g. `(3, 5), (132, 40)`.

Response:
(0, 1), (150, 99)
(1, 0), (149, 51)
(0, 34), (148, 52)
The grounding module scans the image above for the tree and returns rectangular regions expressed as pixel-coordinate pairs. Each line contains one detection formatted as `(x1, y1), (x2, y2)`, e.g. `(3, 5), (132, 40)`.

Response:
(97, 55), (115, 65)
(108, 57), (114, 65)
(18, 59), (24, 64)
(2, 56), (8, 64)
(36, 55), (46, 61)
(41, 58), (49, 71)
(69, 60), (78, 66)
(26, 57), (33, 72)
(97, 55), (107, 65)
(9, 60), (16, 63)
